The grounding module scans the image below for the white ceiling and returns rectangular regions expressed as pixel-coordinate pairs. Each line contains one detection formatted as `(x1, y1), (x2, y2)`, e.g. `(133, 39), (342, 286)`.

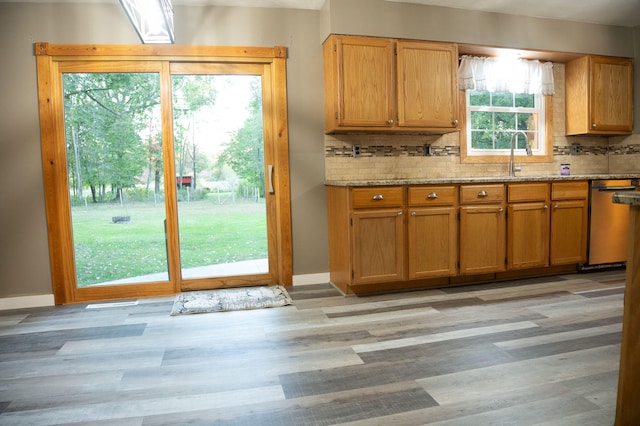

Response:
(4, 0), (640, 27)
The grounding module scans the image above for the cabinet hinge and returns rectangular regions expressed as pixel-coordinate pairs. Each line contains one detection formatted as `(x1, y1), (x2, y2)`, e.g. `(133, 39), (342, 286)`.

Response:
(351, 270), (354, 279)
(333, 43), (337, 52)
(335, 112), (339, 120)
(350, 218), (353, 226)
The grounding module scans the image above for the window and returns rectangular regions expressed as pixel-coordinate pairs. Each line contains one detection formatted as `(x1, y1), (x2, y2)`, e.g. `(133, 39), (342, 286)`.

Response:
(466, 90), (545, 155)
(458, 55), (554, 164)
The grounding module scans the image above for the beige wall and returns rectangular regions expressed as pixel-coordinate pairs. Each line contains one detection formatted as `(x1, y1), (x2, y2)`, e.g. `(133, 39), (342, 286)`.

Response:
(0, 0), (637, 300)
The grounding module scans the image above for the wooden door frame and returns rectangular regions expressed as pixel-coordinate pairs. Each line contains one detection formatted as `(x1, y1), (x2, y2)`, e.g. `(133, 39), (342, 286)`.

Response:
(35, 43), (292, 304)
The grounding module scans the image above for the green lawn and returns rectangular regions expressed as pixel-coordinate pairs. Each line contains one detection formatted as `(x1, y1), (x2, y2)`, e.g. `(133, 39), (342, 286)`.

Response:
(71, 196), (267, 287)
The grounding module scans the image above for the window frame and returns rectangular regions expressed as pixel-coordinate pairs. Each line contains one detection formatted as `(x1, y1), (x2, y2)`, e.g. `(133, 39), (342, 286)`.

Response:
(460, 90), (554, 164)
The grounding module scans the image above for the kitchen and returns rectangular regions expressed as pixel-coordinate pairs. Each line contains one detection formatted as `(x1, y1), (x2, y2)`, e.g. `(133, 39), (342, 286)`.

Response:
(0, 0), (639, 424)
(1, 0), (638, 307)
(323, 33), (638, 295)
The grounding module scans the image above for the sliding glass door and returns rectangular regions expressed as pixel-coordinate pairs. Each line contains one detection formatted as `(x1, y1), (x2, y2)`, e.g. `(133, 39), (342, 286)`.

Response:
(171, 66), (269, 282)
(36, 44), (291, 304)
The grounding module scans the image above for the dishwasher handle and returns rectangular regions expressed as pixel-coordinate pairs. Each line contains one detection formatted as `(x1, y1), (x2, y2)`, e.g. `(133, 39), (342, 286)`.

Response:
(593, 185), (638, 192)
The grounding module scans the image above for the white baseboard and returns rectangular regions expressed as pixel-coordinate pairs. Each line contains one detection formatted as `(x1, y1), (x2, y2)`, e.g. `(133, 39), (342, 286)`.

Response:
(292, 272), (330, 286)
(0, 274), (331, 310)
(0, 294), (55, 311)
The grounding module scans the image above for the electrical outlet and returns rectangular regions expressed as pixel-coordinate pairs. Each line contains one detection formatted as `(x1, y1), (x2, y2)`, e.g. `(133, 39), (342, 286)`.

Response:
(353, 144), (361, 157)
(570, 143), (582, 155)
(423, 144), (432, 156)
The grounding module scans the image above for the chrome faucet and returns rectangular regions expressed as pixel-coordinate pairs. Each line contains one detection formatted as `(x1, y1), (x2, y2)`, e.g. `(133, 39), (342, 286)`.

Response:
(509, 131), (532, 176)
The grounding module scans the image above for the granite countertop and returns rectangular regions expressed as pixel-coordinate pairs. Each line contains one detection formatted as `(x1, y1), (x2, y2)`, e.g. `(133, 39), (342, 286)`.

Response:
(613, 192), (640, 206)
(325, 174), (640, 187)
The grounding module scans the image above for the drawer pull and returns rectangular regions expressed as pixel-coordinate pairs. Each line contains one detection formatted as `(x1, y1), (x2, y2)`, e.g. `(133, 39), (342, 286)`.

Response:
(411, 211), (417, 216)
(499, 207), (504, 213)
(478, 190), (488, 197)
(372, 194), (384, 201)
(427, 192), (438, 199)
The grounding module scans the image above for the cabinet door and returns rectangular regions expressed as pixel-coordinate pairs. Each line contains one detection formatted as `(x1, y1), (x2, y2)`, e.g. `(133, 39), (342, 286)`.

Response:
(396, 41), (458, 128)
(508, 202), (550, 269)
(334, 36), (394, 128)
(591, 56), (633, 133)
(550, 199), (588, 265)
(351, 209), (404, 284)
(408, 207), (457, 279)
(459, 205), (506, 275)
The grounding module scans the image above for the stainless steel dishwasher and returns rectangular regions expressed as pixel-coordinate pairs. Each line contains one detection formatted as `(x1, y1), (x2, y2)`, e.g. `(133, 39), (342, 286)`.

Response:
(582, 179), (639, 269)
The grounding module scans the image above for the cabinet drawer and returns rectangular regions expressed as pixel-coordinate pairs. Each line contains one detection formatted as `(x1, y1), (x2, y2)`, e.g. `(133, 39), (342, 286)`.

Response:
(551, 181), (588, 200)
(408, 186), (456, 206)
(460, 184), (505, 204)
(351, 187), (404, 208)
(508, 183), (549, 202)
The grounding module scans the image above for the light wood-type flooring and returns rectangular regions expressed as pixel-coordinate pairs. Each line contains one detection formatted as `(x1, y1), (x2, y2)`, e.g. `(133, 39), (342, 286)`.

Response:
(0, 270), (626, 425)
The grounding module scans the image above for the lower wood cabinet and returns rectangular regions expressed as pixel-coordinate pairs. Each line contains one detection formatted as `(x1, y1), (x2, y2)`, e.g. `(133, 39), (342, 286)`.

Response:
(459, 205), (506, 275)
(459, 184), (506, 275)
(507, 183), (550, 269)
(550, 182), (588, 264)
(326, 180), (589, 295)
(351, 209), (404, 284)
(407, 186), (458, 279)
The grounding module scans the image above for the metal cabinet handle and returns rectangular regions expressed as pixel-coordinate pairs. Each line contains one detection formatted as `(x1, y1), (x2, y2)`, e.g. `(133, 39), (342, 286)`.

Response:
(592, 123), (597, 128)
(387, 119), (394, 125)
(398, 212), (403, 216)
(554, 204), (559, 210)
(452, 119), (459, 126)
(499, 207), (504, 213)
(478, 190), (488, 197)
(427, 192), (438, 199)
(372, 194), (384, 201)
(544, 205), (548, 210)
(411, 211), (417, 216)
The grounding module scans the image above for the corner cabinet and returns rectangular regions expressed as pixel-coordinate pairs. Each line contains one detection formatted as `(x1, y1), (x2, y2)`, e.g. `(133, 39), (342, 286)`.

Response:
(565, 55), (633, 135)
(323, 35), (459, 134)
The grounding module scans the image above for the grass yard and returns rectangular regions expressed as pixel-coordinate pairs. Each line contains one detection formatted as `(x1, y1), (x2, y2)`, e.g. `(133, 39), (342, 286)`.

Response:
(71, 195), (267, 287)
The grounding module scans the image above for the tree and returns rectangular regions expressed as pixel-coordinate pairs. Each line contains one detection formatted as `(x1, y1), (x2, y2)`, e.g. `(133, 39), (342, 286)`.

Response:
(218, 79), (265, 196)
(63, 72), (160, 202)
(171, 75), (217, 190)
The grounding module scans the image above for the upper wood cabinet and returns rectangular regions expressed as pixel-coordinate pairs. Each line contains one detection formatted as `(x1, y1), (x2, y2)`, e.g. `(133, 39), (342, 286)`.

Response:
(396, 41), (459, 129)
(565, 55), (633, 135)
(323, 35), (459, 134)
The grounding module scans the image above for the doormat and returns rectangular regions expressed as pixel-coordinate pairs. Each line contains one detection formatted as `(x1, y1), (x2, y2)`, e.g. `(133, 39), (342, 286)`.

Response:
(170, 285), (292, 315)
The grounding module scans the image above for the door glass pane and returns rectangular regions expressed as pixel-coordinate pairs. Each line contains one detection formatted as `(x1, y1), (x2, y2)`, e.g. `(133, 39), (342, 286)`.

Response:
(171, 74), (268, 279)
(62, 72), (168, 287)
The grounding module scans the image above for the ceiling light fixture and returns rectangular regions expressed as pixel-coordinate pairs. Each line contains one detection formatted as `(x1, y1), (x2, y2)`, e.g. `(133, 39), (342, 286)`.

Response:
(118, 0), (175, 44)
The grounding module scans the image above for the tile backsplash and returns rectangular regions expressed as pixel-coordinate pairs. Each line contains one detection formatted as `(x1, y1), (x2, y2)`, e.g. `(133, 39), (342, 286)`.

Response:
(325, 63), (640, 181)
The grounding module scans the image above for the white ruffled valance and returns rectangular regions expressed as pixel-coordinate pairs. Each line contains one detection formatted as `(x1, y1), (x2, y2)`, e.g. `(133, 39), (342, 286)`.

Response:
(458, 55), (555, 96)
